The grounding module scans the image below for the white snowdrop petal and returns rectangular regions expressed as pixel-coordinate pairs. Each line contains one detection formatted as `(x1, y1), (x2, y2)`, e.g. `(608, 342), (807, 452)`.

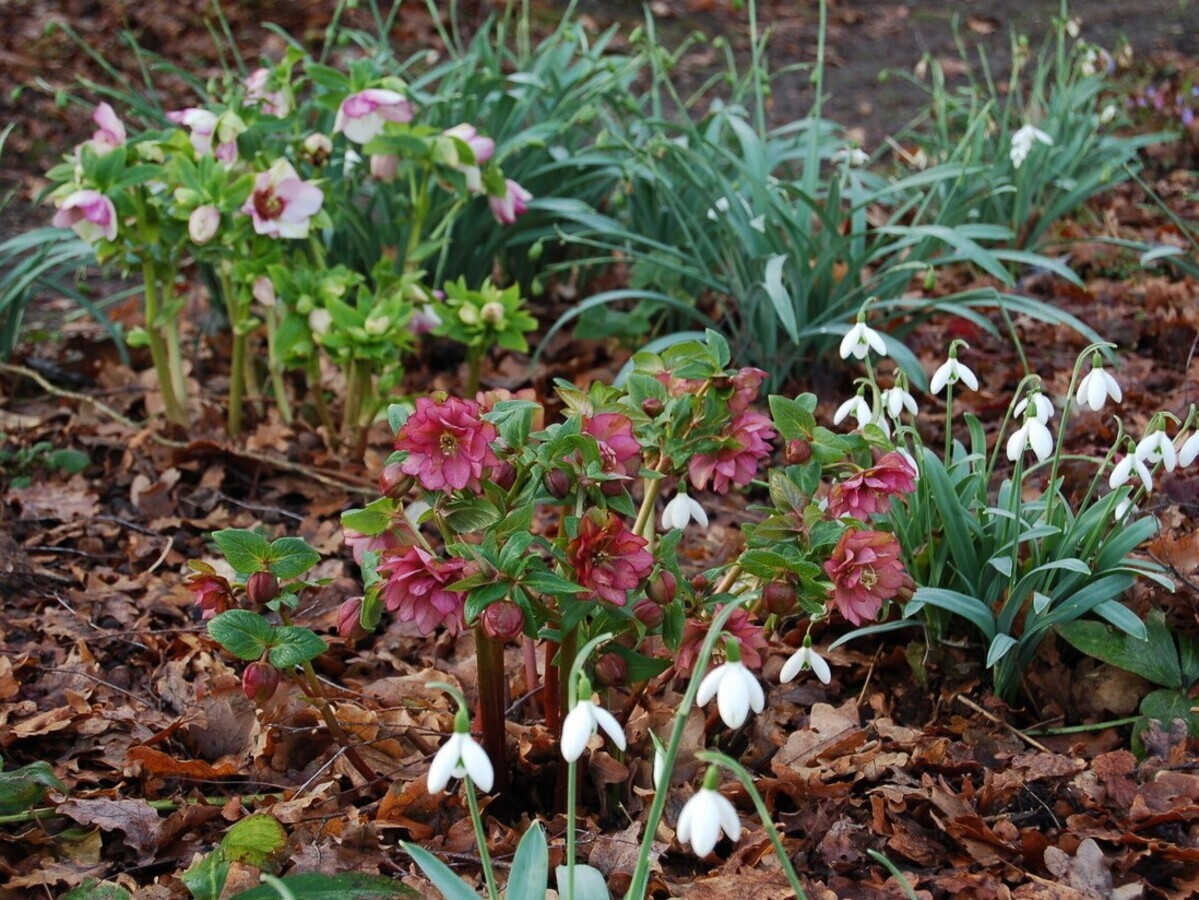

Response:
(744, 668), (766, 713)
(1103, 370), (1122, 404)
(809, 651), (832, 684)
(590, 705), (627, 751)
(957, 363), (979, 391)
(1180, 432), (1199, 468)
(838, 328), (859, 360)
(686, 495), (709, 528)
(696, 665), (725, 708)
(1006, 428), (1025, 463)
(560, 704), (595, 763)
(1109, 455), (1132, 490)
(676, 795), (695, 845)
(716, 793), (742, 844)
(866, 328), (887, 356)
(459, 736), (494, 792)
(779, 650), (804, 684)
(690, 795), (723, 857)
(717, 674), (749, 728)
(1135, 459), (1154, 493)
(930, 362), (952, 395)
(427, 733), (462, 794)
(1085, 372), (1106, 411)
(1029, 420), (1054, 461)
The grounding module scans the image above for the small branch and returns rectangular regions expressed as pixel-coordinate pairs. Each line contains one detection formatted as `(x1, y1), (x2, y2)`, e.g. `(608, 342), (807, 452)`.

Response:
(954, 694), (1052, 753)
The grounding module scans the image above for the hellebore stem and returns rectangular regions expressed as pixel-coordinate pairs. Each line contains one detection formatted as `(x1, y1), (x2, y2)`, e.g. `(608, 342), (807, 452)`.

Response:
(474, 626), (510, 793)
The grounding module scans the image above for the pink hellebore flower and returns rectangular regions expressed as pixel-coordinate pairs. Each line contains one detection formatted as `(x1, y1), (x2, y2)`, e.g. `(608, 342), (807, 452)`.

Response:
(334, 89), (413, 144)
(370, 153), (399, 183)
(444, 124), (495, 166)
(377, 545), (468, 635)
(583, 412), (642, 479)
(566, 510), (654, 607)
(52, 190), (118, 244)
(676, 606), (767, 677)
(824, 529), (913, 626)
(85, 102), (126, 155)
(688, 409), (776, 495)
(729, 367), (767, 414)
(488, 178), (532, 225)
(245, 67), (291, 117)
(827, 451), (918, 520)
(394, 395), (498, 493)
(168, 107), (218, 156)
(242, 159), (324, 239)
(188, 205), (220, 244)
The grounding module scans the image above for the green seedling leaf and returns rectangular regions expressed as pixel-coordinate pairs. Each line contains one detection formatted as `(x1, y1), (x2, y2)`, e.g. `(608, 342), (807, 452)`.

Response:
(340, 498), (397, 536)
(230, 873), (419, 899)
(508, 823), (549, 898)
(212, 529), (273, 575)
(400, 842), (478, 900)
(181, 851), (229, 900)
(220, 814), (288, 868)
(267, 537), (321, 579)
(268, 627), (327, 669)
(208, 610), (275, 661)
(0, 760), (66, 814)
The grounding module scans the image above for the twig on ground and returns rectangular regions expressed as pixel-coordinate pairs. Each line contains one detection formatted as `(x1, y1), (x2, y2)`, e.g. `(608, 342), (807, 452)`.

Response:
(954, 694), (1052, 753)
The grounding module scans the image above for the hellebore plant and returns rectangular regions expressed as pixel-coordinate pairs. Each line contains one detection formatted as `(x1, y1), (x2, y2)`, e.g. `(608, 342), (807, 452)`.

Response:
(46, 50), (535, 439)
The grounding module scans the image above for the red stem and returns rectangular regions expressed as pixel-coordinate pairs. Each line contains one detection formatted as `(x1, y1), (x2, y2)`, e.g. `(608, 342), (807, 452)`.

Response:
(474, 627), (510, 793)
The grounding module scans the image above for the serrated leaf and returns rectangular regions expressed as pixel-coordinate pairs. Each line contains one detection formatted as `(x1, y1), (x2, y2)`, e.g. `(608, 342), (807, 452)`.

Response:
(208, 610), (275, 661)
(444, 497), (502, 533)
(212, 529), (273, 575)
(267, 537), (321, 579)
(340, 498), (396, 536)
(768, 394), (816, 441)
(268, 627), (327, 668)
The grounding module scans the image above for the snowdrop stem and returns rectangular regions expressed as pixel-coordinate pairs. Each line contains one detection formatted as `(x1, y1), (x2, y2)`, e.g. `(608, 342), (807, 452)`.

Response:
(695, 751), (809, 900)
(463, 774), (499, 900)
(942, 383), (954, 464)
(566, 755), (579, 900)
(625, 595), (750, 900)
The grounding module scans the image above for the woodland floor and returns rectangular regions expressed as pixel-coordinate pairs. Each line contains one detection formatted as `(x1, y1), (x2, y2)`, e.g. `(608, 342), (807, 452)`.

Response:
(4, 2), (1199, 898)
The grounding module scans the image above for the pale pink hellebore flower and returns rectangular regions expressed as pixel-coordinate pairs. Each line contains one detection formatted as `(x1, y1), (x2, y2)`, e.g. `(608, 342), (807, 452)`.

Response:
(188, 205), (220, 244)
(84, 102), (126, 155)
(334, 89), (413, 144)
(52, 190), (118, 243)
(242, 159), (324, 239)
(488, 178), (532, 225)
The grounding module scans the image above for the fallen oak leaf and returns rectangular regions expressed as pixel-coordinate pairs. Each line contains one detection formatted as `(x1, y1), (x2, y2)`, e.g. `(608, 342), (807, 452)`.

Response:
(125, 745), (242, 779)
(57, 798), (162, 862)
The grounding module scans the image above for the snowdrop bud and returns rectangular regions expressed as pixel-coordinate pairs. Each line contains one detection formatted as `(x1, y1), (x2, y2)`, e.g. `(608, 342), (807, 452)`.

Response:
(1179, 431), (1199, 468)
(661, 492), (709, 530)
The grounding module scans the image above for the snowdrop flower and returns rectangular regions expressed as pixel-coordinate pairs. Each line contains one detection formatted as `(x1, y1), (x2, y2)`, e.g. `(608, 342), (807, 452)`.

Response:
(833, 394), (873, 428)
(1109, 452), (1153, 492)
(650, 731), (666, 791)
(1014, 391), (1054, 424)
(839, 320), (887, 361)
(52, 190), (118, 244)
(677, 770), (741, 857)
(334, 88), (413, 144)
(1006, 417), (1054, 462)
(779, 638), (832, 684)
(428, 710), (494, 794)
(1135, 430), (1177, 472)
(1114, 496), (1137, 521)
(1179, 431), (1199, 468)
(661, 491), (708, 531)
(1010, 123), (1053, 169)
(1075, 361), (1122, 411)
(696, 644), (765, 729)
(930, 346), (979, 394)
(881, 385), (918, 420)
(561, 694), (626, 763)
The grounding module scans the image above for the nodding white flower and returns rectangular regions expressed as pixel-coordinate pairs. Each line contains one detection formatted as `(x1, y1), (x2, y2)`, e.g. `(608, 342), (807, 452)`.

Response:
(561, 698), (627, 763)
(1075, 364), (1122, 411)
(1114, 496), (1137, 521)
(1109, 453), (1153, 492)
(1179, 431), (1199, 468)
(661, 492), (709, 531)
(898, 447), (919, 476)
(677, 786), (741, 857)
(650, 732), (666, 791)
(839, 321), (887, 361)
(428, 727), (494, 794)
(1135, 431), (1177, 472)
(779, 643), (832, 684)
(1006, 418), (1054, 462)
(833, 395), (873, 428)
(1014, 392), (1054, 424)
(696, 659), (765, 729)
(881, 386), (918, 420)
(930, 357), (979, 394)
(1010, 123), (1053, 169)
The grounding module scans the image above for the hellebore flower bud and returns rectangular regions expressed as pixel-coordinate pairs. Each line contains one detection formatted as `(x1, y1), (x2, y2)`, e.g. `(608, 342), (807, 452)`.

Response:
(246, 571), (280, 606)
(544, 468), (571, 499)
(632, 596), (665, 629)
(785, 439), (812, 465)
(762, 580), (797, 616)
(642, 397), (664, 417)
(646, 569), (678, 605)
(337, 597), (368, 641)
(481, 601), (524, 643)
(594, 652), (628, 687)
(242, 661), (280, 705)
